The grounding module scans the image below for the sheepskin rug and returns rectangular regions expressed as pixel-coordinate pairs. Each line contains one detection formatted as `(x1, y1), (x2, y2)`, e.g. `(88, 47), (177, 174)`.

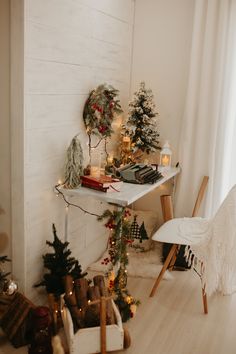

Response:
(88, 242), (173, 280)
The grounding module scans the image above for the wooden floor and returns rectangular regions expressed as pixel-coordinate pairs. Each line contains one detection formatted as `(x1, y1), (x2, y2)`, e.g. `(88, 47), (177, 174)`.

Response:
(1, 270), (236, 354)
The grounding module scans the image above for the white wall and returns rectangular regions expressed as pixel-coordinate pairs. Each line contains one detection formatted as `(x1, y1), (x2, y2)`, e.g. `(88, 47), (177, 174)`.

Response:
(0, 1), (11, 271)
(10, 0), (195, 301)
(11, 0), (135, 302)
(132, 0), (195, 215)
(131, 0), (195, 164)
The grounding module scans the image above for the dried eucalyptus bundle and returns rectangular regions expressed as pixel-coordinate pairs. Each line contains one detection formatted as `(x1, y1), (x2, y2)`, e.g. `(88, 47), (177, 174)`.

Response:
(64, 135), (84, 189)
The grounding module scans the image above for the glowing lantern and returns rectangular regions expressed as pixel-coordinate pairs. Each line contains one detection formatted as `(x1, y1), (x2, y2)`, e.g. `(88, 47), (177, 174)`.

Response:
(160, 141), (172, 170)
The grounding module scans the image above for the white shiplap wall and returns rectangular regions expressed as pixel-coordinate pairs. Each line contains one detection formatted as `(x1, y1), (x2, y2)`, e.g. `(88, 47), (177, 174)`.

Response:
(22, 0), (134, 301)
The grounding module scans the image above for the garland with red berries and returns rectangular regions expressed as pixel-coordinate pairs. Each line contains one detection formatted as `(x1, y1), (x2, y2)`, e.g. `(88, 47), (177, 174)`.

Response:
(98, 208), (140, 322)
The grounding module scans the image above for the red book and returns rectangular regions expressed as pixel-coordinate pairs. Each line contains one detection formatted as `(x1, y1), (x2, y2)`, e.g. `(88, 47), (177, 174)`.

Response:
(81, 175), (123, 192)
(81, 181), (109, 193)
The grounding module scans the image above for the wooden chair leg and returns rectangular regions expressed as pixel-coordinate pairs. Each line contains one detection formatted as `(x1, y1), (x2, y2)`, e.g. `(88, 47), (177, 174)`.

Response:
(168, 245), (179, 271)
(202, 285), (208, 314)
(149, 244), (178, 297)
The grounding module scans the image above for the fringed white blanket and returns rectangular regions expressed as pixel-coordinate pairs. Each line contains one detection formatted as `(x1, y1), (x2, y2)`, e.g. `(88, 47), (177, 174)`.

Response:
(185, 185), (236, 296)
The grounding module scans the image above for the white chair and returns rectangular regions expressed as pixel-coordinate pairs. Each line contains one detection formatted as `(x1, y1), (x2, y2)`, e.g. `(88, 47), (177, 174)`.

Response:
(150, 182), (236, 313)
(150, 177), (210, 313)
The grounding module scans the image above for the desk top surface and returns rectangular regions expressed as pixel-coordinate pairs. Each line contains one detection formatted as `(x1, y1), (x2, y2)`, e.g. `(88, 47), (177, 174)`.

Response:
(62, 167), (180, 207)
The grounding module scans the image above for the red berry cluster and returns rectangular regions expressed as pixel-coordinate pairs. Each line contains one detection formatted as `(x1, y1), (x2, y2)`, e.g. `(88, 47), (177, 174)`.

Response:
(125, 239), (134, 245)
(98, 125), (107, 134)
(109, 280), (114, 289)
(105, 220), (116, 229)
(92, 103), (103, 113)
(101, 257), (110, 265)
(124, 209), (131, 218)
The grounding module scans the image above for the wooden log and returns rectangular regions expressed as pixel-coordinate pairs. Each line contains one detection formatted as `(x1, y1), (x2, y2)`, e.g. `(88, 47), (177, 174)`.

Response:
(88, 285), (101, 301)
(84, 286), (100, 327)
(74, 278), (89, 311)
(64, 290), (84, 331)
(93, 275), (115, 325)
(63, 275), (74, 295)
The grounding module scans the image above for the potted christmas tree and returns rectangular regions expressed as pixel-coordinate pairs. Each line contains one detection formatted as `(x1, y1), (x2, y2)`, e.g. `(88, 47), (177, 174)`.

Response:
(35, 224), (87, 325)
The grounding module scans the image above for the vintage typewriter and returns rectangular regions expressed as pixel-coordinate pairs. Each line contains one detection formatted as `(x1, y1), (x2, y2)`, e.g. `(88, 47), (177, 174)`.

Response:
(117, 163), (163, 184)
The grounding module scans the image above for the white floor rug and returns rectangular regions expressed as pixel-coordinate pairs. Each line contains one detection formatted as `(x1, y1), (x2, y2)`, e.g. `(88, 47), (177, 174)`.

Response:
(88, 242), (173, 280)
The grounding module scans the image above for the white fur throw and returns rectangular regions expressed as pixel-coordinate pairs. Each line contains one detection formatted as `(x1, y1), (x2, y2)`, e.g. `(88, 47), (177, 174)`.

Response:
(88, 242), (173, 280)
(190, 185), (236, 296)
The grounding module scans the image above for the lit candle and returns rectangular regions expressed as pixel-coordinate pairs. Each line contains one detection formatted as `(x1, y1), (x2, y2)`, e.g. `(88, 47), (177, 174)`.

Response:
(123, 136), (131, 151)
(162, 155), (169, 166)
(107, 155), (114, 165)
(90, 166), (101, 177)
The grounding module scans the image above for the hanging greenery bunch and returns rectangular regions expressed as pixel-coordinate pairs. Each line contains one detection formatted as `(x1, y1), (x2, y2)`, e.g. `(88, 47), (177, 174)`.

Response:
(83, 84), (123, 139)
(64, 135), (84, 189)
(122, 81), (160, 154)
(98, 208), (140, 322)
(34, 224), (87, 297)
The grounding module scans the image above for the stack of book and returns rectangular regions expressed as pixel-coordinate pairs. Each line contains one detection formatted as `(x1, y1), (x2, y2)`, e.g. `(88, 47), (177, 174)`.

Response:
(81, 175), (123, 193)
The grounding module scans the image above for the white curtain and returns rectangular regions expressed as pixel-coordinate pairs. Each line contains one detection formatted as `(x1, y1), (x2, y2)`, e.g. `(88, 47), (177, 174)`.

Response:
(175, 0), (236, 218)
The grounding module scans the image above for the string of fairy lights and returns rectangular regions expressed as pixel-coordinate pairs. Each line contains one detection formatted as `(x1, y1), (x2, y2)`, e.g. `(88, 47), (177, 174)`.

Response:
(55, 181), (139, 321)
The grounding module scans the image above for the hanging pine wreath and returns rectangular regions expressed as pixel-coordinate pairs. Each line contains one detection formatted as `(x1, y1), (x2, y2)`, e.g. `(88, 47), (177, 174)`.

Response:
(83, 84), (123, 138)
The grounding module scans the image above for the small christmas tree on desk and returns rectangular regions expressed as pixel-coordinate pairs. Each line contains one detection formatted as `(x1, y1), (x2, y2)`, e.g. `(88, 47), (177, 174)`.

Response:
(123, 81), (160, 158)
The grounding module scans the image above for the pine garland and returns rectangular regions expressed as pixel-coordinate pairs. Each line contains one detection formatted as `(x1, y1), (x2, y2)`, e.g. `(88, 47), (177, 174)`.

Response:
(64, 135), (84, 189)
(98, 208), (140, 322)
(123, 81), (160, 154)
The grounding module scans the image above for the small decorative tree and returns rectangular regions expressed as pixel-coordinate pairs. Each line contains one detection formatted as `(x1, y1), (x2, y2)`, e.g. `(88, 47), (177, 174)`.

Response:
(35, 224), (87, 297)
(64, 135), (84, 189)
(123, 81), (160, 156)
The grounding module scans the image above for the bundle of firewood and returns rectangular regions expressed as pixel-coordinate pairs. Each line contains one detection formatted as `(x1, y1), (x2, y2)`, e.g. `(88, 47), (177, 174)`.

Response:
(63, 275), (115, 332)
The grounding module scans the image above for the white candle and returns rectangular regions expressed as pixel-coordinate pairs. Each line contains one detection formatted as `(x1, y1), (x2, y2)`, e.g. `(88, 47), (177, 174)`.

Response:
(107, 155), (114, 165)
(123, 136), (131, 151)
(90, 166), (100, 177)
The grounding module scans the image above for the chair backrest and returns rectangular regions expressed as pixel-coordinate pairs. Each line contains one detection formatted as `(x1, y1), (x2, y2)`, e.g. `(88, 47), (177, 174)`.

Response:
(192, 176), (209, 217)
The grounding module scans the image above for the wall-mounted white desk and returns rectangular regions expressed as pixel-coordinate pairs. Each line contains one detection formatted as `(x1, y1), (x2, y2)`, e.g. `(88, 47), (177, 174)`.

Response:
(62, 167), (180, 207)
